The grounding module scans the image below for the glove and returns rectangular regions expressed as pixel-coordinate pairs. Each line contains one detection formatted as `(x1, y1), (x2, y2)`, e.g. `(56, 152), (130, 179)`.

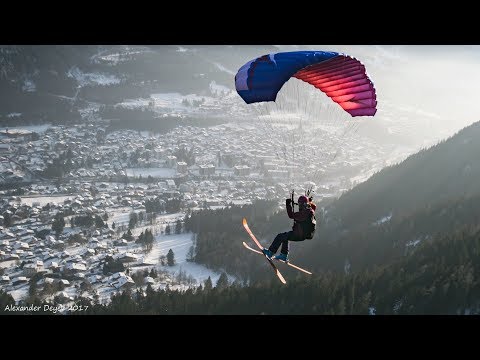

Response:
(286, 198), (292, 206)
(308, 197), (313, 202)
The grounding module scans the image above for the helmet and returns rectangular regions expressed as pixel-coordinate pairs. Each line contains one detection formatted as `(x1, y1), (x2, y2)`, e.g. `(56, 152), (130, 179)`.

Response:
(297, 195), (309, 204)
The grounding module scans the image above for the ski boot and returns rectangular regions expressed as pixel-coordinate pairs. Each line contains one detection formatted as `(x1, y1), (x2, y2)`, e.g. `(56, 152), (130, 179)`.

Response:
(262, 248), (274, 259)
(274, 253), (289, 263)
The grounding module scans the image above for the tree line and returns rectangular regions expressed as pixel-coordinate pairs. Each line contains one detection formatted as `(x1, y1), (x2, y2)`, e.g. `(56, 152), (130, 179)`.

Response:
(3, 218), (478, 315)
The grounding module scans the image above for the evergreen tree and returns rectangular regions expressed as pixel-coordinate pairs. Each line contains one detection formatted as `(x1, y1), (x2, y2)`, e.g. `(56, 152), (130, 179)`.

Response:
(68, 233), (87, 245)
(28, 278), (38, 299)
(165, 198), (181, 213)
(123, 229), (133, 241)
(128, 218), (136, 229)
(167, 249), (175, 266)
(52, 213), (65, 236)
(103, 257), (125, 275)
(3, 212), (12, 227)
(186, 245), (195, 262)
(204, 276), (213, 291)
(145, 229), (154, 252)
(216, 272), (229, 290)
(94, 215), (105, 228)
(175, 219), (182, 234)
(0, 290), (15, 313)
(139, 229), (154, 253)
(146, 283), (155, 298)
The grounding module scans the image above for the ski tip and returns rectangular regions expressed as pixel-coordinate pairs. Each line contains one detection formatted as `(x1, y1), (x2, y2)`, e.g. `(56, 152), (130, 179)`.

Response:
(242, 217), (247, 225)
(278, 273), (287, 284)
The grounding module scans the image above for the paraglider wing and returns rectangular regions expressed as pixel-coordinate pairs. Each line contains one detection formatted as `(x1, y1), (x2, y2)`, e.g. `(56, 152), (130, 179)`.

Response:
(235, 51), (377, 117)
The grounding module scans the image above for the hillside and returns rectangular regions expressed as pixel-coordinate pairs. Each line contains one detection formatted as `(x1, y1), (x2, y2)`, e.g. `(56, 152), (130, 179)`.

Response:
(0, 45), (277, 126)
(325, 120), (480, 230)
(293, 120), (480, 271)
(185, 120), (480, 278)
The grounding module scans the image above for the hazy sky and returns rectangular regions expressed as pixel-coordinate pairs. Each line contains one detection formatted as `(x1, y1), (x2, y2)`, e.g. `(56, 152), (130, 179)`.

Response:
(270, 45), (480, 147)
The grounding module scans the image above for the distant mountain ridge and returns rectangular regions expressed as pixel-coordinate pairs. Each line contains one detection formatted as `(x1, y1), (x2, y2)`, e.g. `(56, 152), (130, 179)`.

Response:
(0, 45), (277, 125)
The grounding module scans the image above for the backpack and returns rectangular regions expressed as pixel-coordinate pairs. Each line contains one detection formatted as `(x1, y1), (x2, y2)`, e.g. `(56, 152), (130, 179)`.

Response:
(303, 211), (316, 240)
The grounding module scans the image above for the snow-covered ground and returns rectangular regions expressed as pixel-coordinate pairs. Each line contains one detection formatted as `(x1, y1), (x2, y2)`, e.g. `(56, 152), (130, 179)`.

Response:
(125, 167), (176, 178)
(22, 79), (36, 92)
(67, 66), (121, 87)
(108, 207), (140, 227)
(91, 47), (153, 65)
(0, 124), (52, 134)
(91, 231), (236, 304)
(8, 286), (29, 303)
(209, 81), (232, 96)
(19, 195), (76, 207)
(1, 184), (238, 303)
(106, 209), (236, 289)
(119, 92), (216, 111)
(372, 213), (392, 226)
(146, 232), (234, 286)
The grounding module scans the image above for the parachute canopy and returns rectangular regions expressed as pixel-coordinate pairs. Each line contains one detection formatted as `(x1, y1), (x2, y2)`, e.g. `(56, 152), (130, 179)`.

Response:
(235, 51), (377, 117)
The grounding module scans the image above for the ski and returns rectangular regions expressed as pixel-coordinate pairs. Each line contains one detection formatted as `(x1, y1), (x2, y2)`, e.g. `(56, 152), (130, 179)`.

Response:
(242, 218), (286, 284)
(242, 241), (312, 275)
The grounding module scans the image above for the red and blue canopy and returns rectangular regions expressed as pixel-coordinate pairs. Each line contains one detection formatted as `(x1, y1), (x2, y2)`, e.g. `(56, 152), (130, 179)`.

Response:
(235, 51), (377, 117)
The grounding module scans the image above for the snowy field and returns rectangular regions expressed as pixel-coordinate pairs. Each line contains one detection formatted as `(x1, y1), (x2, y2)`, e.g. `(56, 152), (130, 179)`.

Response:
(107, 209), (184, 229)
(117, 210), (236, 285)
(0, 124), (52, 133)
(108, 207), (140, 227)
(146, 232), (235, 286)
(19, 195), (76, 207)
(92, 231), (236, 304)
(105, 209), (236, 289)
(125, 167), (176, 178)
(118, 92), (216, 111)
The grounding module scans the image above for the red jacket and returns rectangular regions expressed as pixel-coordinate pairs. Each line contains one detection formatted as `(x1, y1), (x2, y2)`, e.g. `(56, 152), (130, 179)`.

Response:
(286, 201), (317, 239)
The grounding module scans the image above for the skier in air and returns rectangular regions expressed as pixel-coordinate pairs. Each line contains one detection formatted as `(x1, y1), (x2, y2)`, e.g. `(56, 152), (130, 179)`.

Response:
(262, 194), (317, 262)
